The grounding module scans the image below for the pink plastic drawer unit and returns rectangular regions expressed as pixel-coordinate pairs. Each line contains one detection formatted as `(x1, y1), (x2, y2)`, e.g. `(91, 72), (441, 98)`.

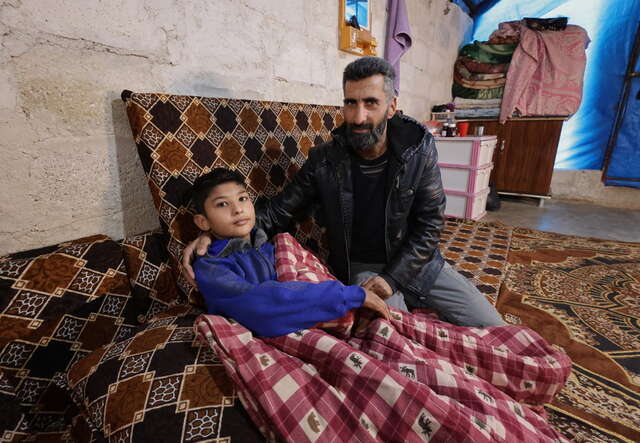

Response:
(439, 163), (493, 194)
(434, 136), (497, 167)
(444, 188), (490, 221)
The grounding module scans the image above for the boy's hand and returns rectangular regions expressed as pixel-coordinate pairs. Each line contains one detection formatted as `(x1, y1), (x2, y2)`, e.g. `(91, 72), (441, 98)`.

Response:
(362, 289), (391, 321)
(181, 234), (212, 286)
(361, 276), (393, 300)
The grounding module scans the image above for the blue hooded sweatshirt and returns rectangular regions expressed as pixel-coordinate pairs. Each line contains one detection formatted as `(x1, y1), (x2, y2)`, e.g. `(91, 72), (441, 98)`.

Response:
(193, 229), (365, 337)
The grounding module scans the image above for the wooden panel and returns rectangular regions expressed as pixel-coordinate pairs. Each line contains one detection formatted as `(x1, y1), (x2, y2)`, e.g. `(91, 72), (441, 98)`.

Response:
(465, 120), (504, 139)
(497, 120), (563, 195)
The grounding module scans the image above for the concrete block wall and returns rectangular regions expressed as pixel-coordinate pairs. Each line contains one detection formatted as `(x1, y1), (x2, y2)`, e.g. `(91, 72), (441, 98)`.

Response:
(551, 170), (640, 210)
(0, 0), (472, 255)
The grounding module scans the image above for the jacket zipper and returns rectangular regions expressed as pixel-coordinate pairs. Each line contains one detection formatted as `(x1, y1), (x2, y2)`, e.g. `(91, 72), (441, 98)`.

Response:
(336, 168), (351, 282)
(385, 173), (401, 257)
(255, 245), (276, 277)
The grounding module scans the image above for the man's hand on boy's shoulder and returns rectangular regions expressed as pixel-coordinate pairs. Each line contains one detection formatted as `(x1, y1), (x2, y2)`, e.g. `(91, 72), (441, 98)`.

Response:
(181, 233), (213, 286)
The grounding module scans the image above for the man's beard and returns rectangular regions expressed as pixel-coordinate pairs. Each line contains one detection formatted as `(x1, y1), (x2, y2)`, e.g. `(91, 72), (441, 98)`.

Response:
(346, 113), (388, 152)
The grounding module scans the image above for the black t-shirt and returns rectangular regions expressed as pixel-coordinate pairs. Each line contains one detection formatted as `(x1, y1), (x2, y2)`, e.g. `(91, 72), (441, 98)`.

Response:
(349, 150), (389, 264)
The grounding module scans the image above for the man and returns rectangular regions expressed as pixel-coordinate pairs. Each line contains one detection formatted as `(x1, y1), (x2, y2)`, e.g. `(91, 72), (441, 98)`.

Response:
(183, 56), (504, 327)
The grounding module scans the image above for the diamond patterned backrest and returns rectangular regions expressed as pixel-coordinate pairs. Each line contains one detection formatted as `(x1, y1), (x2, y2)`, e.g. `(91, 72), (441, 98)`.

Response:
(122, 91), (343, 305)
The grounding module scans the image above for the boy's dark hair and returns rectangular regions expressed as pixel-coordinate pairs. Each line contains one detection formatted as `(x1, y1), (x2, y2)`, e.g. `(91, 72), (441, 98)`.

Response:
(342, 56), (396, 100)
(187, 168), (246, 214)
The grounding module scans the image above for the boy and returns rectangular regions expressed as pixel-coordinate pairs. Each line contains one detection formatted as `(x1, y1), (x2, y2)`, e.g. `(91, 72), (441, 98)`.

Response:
(189, 168), (390, 337)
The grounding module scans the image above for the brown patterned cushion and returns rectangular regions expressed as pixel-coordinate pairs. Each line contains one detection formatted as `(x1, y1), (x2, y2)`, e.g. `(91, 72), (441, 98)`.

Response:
(67, 408), (108, 443)
(0, 368), (25, 435)
(121, 230), (183, 323)
(67, 310), (262, 441)
(0, 235), (141, 437)
(122, 90), (342, 305)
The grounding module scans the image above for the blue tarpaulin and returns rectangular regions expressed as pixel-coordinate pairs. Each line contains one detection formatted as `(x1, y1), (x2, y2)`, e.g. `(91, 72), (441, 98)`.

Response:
(470, 0), (640, 182)
(603, 21), (640, 188)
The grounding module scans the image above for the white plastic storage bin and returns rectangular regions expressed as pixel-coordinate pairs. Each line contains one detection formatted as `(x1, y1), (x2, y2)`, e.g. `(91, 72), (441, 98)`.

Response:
(440, 163), (493, 194)
(435, 136), (497, 167)
(444, 188), (490, 220)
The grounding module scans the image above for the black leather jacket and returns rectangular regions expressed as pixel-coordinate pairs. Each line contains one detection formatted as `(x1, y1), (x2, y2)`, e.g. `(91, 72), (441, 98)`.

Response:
(257, 113), (446, 301)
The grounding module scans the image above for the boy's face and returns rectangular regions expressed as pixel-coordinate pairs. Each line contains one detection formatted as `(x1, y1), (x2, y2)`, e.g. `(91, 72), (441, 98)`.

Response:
(193, 181), (255, 241)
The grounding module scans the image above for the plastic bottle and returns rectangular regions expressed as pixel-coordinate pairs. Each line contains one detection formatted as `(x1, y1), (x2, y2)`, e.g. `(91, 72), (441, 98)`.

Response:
(445, 117), (456, 137)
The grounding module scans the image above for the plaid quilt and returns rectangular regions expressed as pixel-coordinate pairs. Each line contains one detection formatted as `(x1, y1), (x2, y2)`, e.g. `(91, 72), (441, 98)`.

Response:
(195, 234), (571, 442)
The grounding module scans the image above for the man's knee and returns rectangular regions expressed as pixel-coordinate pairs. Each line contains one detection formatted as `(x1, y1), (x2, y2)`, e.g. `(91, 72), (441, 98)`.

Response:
(447, 306), (505, 327)
(418, 263), (505, 327)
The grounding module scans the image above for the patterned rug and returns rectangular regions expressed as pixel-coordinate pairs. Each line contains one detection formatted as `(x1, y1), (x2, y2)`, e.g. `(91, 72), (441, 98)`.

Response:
(439, 218), (513, 305)
(495, 227), (640, 442)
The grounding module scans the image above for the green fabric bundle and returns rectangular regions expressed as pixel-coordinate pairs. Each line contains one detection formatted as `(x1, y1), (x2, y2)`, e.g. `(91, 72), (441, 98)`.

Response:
(459, 41), (517, 64)
(452, 41), (516, 100)
(452, 82), (505, 100)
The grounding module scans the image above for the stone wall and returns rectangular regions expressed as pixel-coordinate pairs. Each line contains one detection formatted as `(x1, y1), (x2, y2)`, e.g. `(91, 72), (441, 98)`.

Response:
(0, 0), (471, 255)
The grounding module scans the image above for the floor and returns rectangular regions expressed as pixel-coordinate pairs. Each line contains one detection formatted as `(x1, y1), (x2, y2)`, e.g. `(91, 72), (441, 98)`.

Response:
(482, 196), (640, 243)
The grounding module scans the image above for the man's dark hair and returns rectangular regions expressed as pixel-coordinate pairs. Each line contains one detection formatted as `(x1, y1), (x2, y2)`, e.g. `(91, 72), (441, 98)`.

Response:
(186, 168), (246, 214)
(342, 56), (396, 100)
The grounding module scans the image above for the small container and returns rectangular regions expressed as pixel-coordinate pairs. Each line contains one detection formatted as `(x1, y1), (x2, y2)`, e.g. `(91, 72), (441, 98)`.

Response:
(475, 126), (485, 136)
(445, 118), (457, 137)
(457, 122), (469, 137)
(425, 120), (442, 136)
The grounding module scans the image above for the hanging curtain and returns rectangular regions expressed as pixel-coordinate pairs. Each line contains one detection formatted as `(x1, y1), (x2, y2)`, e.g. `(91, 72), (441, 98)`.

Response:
(384, 0), (412, 95)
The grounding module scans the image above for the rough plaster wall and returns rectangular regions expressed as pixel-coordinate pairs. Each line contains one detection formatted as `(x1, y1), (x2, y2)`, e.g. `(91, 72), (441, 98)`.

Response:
(551, 170), (640, 210)
(0, 0), (471, 255)
(396, 0), (472, 117)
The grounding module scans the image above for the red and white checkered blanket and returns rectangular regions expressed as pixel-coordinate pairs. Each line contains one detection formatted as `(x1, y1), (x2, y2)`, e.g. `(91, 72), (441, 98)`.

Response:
(195, 233), (571, 442)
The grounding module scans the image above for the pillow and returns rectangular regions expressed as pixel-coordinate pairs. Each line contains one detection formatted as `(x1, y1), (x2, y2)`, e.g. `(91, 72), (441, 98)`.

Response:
(0, 235), (137, 350)
(0, 368), (25, 435)
(121, 230), (183, 323)
(122, 91), (342, 306)
(0, 235), (140, 435)
(67, 311), (262, 441)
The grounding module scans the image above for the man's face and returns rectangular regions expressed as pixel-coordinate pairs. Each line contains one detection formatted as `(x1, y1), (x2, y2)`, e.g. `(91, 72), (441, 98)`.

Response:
(194, 182), (256, 241)
(343, 74), (397, 153)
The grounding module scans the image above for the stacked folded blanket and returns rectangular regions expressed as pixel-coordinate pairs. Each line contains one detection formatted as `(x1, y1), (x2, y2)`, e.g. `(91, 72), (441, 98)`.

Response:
(451, 21), (523, 117)
(454, 97), (502, 119)
(451, 18), (587, 123)
(452, 42), (516, 100)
